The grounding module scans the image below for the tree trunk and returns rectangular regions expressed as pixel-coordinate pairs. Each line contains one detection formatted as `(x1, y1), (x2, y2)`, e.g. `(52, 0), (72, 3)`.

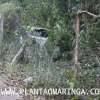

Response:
(73, 15), (80, 73)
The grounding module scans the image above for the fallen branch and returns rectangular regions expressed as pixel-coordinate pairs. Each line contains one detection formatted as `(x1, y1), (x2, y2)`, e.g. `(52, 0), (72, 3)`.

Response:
(10, 45), (25, 65)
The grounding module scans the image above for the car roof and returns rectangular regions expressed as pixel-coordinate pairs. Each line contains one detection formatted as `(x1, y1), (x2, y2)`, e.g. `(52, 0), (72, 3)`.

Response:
(31, 27), (48, 31)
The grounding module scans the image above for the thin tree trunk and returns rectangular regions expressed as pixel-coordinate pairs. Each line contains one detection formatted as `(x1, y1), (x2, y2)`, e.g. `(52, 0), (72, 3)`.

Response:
(73, 10), (100, 74)
(73, 14), (80, 76)
(73, 10), (100, 80)
(74, 15), (80, 64)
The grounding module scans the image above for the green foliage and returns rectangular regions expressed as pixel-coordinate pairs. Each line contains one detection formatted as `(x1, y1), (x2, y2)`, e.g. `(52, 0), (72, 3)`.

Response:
(4, 11), (20, 41)
(65, 69), (77, 88)
(0, 2), (16, 14)
(0, 1), (100, 100)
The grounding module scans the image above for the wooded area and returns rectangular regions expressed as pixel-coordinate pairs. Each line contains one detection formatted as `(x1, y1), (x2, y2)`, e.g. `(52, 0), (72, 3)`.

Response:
(0, 0), (100, 100)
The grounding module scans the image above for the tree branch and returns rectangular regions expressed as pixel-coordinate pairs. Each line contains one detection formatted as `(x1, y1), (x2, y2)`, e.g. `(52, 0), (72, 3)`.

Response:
(77, 10), (100, 18)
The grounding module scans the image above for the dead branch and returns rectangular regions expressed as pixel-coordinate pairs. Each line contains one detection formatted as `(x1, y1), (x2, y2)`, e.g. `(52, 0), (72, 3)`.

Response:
(10, 45), (25, 65)
(77, 10), (100, 18)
